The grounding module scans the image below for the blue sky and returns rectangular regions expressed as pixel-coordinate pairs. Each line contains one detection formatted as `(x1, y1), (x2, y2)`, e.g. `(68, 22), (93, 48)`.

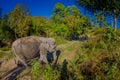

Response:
(0, 0), (79, 18)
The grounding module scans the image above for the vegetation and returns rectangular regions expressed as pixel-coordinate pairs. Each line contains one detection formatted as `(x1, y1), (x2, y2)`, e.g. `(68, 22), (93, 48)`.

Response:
(31, 60), (41, 80)
(77, 0), (120, 30)
(30, 27), (120, 80)
(0, 2), (120, 80)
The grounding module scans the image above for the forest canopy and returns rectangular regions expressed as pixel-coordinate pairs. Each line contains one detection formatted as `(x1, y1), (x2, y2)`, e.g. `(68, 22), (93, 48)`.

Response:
(0, 3), (92, 45)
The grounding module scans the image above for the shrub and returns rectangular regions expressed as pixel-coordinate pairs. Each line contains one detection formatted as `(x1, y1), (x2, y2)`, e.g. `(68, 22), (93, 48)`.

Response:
(103, 26), (118, 43)
(42, 65), (60, 80)
(53, 23), (70, 38)
(31, 60), (40, 80)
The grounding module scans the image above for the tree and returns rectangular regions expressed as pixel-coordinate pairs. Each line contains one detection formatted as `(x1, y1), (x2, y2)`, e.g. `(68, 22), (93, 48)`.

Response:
(51, 3), (91, 39)
(64, 15), (91, 39)
(53, 23), (70, 37)
(77, 0), (120, 30)
(32, 16), (52, 37)
(14, 3), (31, 16)
(0, 19), (15, 45)
(66, 5), (81, 16)
(51, 3), (67, 23)
(64, 5), (91, 39)
(93, 12), (108, 27)
(8, 4), (32, 38)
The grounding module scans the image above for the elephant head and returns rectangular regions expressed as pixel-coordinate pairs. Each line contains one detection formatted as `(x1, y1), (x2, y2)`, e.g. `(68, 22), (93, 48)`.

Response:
(46, 38), (56, 53)
(39, 38), (57, 64)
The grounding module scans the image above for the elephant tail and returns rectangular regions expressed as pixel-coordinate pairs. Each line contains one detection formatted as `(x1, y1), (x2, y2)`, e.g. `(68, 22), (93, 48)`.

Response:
(12, 46), (28, 67)
(12, 46), (17, 65)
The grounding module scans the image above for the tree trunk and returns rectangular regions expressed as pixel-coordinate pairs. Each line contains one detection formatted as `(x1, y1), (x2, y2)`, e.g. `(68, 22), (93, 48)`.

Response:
(114, 10), (117, 31)
(15, 32), (18, 39)
(110, 14), (112, 26)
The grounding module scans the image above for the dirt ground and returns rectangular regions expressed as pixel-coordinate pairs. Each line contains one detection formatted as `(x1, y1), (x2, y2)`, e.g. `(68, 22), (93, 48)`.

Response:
(0, 55), (33, 80)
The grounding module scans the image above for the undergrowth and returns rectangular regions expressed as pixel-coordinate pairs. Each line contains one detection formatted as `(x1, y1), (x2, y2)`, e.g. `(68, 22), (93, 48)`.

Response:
(1, 27), (120, 80)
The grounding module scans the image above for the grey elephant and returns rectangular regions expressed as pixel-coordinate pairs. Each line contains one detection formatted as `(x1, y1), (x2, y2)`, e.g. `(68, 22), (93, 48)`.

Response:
(12, 36), (57, 67)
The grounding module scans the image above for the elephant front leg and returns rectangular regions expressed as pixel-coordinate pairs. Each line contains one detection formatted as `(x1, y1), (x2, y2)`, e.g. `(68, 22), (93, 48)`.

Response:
(17, 56), (28, 67)
(39, 49), (48, 64)
(39, 55), (48, 64)
(53, 51), (57, 64)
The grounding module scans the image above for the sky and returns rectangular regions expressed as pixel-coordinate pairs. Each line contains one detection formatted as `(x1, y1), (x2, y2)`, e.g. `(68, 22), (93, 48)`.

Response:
(0, 0), (79, 18)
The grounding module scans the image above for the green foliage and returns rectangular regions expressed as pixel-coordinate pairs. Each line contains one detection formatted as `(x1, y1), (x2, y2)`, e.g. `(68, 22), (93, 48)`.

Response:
(7, 4), (32, 38)
(0, 3), (91, 44)
(41, 65), (60, 80)
(31, 61), (60, 80)
(31, 60), (40, 80)
(68, 55), (86, 80)
(51, 3), (91, 39)
(15, 26), (120, 80)
(67, 51), (120, 80)
(103, 26), (118, 43)
(0, 19), (14, 43)
(77, 0), (120, 15)
(64, 15), (91, 39)
(66, 5), (81, 16)
(77, 0), (120, 30)
(101, 26), (119, 52)
(51, 3), (66, 23)
(15, 4), (31, 16)
(31, 16), (53, 37)
(101, 55), (120, 80)
(7, 52), (14, 59)
(1, 3), (120, 80)
(54, 36), (67, 45)
(0, 51), (13, 59)
(53, 23), (70, 37)
(0, 46), (10, 51)
(93, 12), (108, 27)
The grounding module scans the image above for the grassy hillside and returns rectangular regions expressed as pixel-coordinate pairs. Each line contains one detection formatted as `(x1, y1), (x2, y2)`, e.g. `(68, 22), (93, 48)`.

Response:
(0, 27), (120, 80)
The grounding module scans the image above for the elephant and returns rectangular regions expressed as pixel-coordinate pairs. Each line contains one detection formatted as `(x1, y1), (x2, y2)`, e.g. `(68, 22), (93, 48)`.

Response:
(12, 36), (57, 67)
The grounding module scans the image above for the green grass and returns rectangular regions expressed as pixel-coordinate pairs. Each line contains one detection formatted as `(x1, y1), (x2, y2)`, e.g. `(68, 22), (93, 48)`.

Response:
(54, 36), (68, 45)
(1, 27), (120, 80)
(0, 46), (11, 51)
(55, 27), (120, 80)
(7, 52), (14, 59)
(0, 52), (6, 58)
(31, 60), (41, 80)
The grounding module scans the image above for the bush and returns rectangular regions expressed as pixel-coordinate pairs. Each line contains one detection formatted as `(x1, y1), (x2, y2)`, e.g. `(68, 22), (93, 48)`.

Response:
(53, 23), (70, 38)
(31, 60), (60, 80)
(31, 60), (41, 80)
(42, 65), (60, 80)
(103, 26), (118, 43)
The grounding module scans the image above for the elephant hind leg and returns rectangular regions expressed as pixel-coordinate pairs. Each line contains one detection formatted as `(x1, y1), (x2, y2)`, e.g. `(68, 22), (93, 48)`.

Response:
(17, 56), (28, 67)
(12, 46), (28, 68)
(14, 57), (23, 67)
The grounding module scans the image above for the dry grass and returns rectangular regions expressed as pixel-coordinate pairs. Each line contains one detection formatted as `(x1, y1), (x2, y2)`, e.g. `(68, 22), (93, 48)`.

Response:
(57, 41), (82, 63)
